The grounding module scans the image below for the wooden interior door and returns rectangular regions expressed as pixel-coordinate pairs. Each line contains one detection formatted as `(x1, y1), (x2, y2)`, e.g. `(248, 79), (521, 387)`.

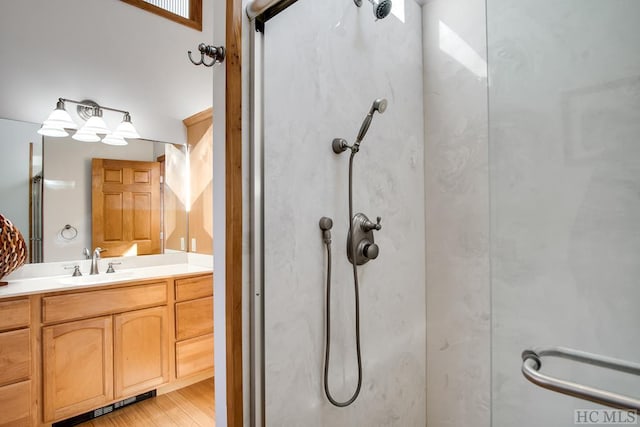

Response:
(92, 159), (161, 257)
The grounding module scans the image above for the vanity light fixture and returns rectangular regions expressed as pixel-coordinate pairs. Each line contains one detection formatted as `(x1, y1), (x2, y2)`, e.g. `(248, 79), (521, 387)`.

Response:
(39, 98), (141, 144)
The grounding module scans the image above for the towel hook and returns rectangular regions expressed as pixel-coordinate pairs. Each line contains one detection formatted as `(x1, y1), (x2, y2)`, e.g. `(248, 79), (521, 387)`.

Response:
(188, 43), (226, 67)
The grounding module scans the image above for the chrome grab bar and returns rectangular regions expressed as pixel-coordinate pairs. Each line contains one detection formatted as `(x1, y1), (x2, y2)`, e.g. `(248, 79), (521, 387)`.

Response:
(522, 347), (640, 410)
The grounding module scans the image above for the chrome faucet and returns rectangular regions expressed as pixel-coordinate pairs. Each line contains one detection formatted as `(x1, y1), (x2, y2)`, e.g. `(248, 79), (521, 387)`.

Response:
(90, 247), (105, 275)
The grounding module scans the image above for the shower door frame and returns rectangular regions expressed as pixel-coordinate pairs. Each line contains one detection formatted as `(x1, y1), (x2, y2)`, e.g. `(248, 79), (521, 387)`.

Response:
(247, 1), (302, 426)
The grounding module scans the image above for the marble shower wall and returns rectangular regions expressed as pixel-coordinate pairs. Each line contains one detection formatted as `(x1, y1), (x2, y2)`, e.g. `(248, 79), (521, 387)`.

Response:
(488, 1), (640, 426)
(262, 0), (425, 425)
(423, 0), (491, 426)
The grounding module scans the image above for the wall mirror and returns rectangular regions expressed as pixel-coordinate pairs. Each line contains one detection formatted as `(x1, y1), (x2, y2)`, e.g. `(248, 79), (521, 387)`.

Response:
(0, 117), (190, 263)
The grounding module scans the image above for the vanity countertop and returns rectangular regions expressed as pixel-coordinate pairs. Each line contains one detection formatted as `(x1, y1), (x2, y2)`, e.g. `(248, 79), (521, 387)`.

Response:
(0, 263), (212, 299)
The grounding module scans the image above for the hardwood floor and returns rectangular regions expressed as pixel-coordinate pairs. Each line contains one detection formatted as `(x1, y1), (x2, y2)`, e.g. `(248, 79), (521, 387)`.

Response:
(78, 378), (215, 427)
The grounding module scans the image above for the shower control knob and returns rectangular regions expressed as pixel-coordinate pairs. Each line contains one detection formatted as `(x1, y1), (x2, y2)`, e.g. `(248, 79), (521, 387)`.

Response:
(362, 216), (382, 232)
(363, 243), (379, 260)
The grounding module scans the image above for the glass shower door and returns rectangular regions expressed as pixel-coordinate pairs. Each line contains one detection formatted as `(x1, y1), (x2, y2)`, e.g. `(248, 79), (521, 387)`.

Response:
(488, 1), (640, 425)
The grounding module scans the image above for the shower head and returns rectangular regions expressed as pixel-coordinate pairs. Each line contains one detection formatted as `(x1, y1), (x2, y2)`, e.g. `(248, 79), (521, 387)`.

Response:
(354, 0), (393, 20)
(371, 0), (392, 20)
(355, 98), (388, 147)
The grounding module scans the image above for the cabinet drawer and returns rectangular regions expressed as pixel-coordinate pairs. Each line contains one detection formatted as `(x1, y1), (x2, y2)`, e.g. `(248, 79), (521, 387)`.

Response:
(0, 298), (30, 331)
(0, 329), (30, 386)
(176, 334), (214, 378)
(175, 296), (213, 340)
(42, 282), (168, 324)
(175, 275), (212, 302)
(0, 380), (31, 427)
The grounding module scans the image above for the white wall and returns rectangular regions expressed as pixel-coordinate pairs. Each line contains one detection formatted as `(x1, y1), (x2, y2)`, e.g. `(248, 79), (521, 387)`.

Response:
(488, 1), (640, 425)
(42, 137), (156, 261)
(0, 119), (40, 239)
(261, 1), (425, 425)
(423, 0), (491, 425)
(0, 0), (213, 144)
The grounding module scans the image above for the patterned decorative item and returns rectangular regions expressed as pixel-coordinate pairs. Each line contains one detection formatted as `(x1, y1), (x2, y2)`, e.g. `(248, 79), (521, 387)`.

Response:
(0, 213), (27, 286)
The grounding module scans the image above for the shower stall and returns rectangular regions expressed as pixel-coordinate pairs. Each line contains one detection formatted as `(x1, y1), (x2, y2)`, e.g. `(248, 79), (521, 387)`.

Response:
(247, 0), (640, 425)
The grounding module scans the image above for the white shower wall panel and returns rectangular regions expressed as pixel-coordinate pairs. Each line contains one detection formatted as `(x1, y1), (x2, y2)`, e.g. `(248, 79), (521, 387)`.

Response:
(262, 0), (426, 425)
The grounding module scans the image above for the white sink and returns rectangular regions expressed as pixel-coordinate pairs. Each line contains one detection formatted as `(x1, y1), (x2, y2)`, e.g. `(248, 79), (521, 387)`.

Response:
(58, 271), (136, 286)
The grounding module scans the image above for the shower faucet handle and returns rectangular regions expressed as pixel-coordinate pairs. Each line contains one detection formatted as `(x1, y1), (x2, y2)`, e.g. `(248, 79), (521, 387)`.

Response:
(363, 243), (379, 260)
(362, 216), (382, 232)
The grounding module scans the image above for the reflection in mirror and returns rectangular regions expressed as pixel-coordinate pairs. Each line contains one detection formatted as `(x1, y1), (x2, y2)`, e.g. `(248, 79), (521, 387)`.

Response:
(0, 118), (41, 261)
(0, 118), (189, 263)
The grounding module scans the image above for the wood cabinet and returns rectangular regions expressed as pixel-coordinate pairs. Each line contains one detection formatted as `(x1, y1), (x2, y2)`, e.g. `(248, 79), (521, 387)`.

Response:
(174, 275), (214, 379)
(114, 306), (169, 398)
(42, 317), (114, 422)
(0, 298), (32, 427)
(1, 271), (213, 426)
(42, 281), (169, 423)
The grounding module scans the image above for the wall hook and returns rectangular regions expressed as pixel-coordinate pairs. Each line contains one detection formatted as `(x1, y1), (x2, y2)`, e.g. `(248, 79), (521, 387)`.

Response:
(188, 43), (226, 67)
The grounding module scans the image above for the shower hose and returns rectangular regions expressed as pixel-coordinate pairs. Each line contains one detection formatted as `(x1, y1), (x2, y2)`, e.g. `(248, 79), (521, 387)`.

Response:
(323, 150), (363, 407)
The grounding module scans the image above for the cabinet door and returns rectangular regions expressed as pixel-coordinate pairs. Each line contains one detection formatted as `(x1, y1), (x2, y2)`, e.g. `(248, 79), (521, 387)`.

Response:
(43, 316), (113, 422)
(114, 306), (169, 398)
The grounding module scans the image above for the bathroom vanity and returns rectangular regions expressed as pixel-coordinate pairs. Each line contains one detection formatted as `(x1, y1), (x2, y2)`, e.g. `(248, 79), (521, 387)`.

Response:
(0, 265), (213, 426)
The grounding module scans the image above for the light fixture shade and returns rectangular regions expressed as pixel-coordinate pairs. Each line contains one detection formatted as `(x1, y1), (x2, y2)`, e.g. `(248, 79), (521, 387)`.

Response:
(82, 115), (110, 135)
(38, 124), (69, 137)
(44, 108), (77, 130)
(42, 100), (77, 130)
(72, 128), (100, 142)
(102, 134), (128, 146)
(114, 120), (140, 139)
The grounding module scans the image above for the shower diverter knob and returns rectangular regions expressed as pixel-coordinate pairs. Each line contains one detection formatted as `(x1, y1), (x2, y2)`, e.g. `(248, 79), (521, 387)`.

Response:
(363, 242), (379, 260)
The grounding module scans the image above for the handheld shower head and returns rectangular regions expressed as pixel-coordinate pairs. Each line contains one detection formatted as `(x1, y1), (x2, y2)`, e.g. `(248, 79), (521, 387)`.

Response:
(354, 0), (393, 20)
(355, 98), (388, 146)
(370, 98), (388, 114)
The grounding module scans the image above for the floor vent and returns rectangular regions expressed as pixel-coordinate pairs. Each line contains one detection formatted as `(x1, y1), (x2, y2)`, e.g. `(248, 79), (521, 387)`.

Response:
(52, 390), (157, 427)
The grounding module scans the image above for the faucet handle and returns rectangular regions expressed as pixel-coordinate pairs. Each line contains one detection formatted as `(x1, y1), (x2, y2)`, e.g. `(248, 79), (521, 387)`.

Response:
(362, 216), (382, 232)
(64, 265), (82, 277)
(375, 216), (382, 230)
(106, 262), (121, 274)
